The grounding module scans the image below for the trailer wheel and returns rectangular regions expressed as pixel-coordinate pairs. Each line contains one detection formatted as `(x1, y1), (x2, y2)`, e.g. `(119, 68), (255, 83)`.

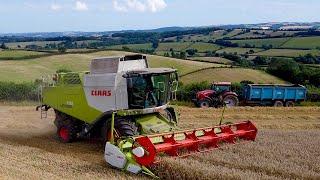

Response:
(102, 118), (138, 142)
(285, 101), (295, 107)
(198, 99), (211, 108)
(274, 101), (284, 107)
(223, 95), (239, 107)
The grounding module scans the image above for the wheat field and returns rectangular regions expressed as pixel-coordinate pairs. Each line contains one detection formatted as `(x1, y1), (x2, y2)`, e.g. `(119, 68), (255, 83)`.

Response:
(0, 105), (319, 179)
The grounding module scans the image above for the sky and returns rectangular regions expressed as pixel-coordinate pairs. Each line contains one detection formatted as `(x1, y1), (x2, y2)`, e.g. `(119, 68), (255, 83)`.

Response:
(0, 0), (319, 33)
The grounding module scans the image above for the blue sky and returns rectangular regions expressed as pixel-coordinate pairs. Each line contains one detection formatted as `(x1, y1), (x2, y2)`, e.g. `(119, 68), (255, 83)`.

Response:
(0, 0), (319, 33)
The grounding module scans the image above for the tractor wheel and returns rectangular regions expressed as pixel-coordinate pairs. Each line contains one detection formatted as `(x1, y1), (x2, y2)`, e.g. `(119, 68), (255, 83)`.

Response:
(198, 99), (211, 108)
(223, 95), (239, 108)
(285, 101), (295, 107)
(274, 101), (284, 107)
(102, 118), (138, 142)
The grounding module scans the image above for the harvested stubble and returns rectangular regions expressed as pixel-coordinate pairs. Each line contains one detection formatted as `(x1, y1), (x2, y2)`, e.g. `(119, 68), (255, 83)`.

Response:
(0, 106), (319, 179)
(153, 130), (320, 179)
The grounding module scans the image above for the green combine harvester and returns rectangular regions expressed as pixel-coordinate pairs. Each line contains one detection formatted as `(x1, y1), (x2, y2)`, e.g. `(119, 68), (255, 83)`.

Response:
(37, 54), (257, 177)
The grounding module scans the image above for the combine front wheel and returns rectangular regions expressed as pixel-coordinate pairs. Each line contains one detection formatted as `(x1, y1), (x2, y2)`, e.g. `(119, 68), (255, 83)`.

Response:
(102, 118), (138, 142)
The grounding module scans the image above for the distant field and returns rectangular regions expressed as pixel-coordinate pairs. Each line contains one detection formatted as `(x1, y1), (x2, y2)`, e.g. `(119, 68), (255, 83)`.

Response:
(156, 42), (192, 51)
(210, 30), (226, 39)
(190, 57), (233, 64)
(182, 34), (212, 42)
(231, 38), (290, 48)
(221, 29), (244, 38)
(5, 41), (62, 48)
(281, 36), (320, 49)
(253, 49), (320, 57)
(232, 30), (299, 39)
(0, 50), (48, 59)
(180, 68), (286, 84)
(105, 43), (153, 50)
(0, 51), (215, 82)
(188, 42), (221, 52)
(216, 47), (263, 54)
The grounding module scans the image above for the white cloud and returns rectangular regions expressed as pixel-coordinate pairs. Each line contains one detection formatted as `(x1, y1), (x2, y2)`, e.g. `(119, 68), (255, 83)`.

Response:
(50, 4), (62, 11)
(74, 1), (88, 11)
(147, 0), (166, 12)
(113, 0), (167, 13)
(127, 0), (146, 12)
(113, 0), (128, 12)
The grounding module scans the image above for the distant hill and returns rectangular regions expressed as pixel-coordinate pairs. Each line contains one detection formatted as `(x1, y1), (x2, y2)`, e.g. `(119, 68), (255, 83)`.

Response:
(1, 22), (319, 38)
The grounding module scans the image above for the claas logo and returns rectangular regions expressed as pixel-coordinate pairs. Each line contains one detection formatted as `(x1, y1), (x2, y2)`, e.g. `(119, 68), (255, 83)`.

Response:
(91, 90), (112, 96)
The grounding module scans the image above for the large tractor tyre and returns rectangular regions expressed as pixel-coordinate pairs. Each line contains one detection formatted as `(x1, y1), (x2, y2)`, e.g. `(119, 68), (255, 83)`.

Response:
(223, 95), (239, 108)
(274, 101), (284, 107)
(102, 118), (138, 142)
(285, 101), (295, 107)
(198, 99), (211, 108)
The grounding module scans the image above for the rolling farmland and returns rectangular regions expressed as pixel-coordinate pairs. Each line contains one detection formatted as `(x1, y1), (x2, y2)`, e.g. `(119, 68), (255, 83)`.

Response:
(156, 42), (192, 51)
(0, 50), (48, 59)
(216, 47), (263, 55)
(190, 57), (233, 64)
(105, 43), (153, 50)
(0, 51), (216, 82)
(253, 49), (320, 57)
(180, 68), (286, 84)
(188, 42), (221, 52)
(231, 38), (291, 48)
(281, 36), (320, 49)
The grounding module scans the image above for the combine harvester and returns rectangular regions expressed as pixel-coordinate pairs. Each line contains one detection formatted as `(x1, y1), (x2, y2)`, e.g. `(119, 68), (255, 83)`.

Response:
(37, 54), (258, 177)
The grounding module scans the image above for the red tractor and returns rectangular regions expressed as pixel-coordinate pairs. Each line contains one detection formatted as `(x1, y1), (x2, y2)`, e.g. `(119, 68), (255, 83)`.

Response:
(193, 82), (239, 108)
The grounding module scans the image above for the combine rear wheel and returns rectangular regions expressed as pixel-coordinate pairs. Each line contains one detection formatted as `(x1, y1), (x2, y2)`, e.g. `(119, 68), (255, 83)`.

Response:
(54, 110), (80, 143)
(223, 95), (239, 107)
(57, 125), (77, 143)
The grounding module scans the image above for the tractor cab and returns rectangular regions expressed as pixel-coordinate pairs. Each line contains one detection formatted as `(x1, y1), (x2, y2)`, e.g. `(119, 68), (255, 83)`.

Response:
(211, 82), (232, 93)
(124, 68), (178, 109)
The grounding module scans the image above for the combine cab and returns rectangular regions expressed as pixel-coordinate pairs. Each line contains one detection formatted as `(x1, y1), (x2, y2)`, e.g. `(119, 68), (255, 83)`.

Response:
(37, 54), (257, 177)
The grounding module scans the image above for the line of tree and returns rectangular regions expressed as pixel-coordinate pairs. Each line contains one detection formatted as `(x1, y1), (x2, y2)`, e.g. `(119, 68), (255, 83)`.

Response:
(267, 58), (320, 87)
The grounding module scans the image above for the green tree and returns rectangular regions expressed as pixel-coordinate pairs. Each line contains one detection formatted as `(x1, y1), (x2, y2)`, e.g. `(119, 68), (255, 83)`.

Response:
(0, 42), (8, 49)
(58, 46), (67, 53)
(253, 56), (268, 65)
(186, 49), (198, 56)
(179, 52), (186, 59)
(152, 40), (159, 49)
(267, 59), (300, 83)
